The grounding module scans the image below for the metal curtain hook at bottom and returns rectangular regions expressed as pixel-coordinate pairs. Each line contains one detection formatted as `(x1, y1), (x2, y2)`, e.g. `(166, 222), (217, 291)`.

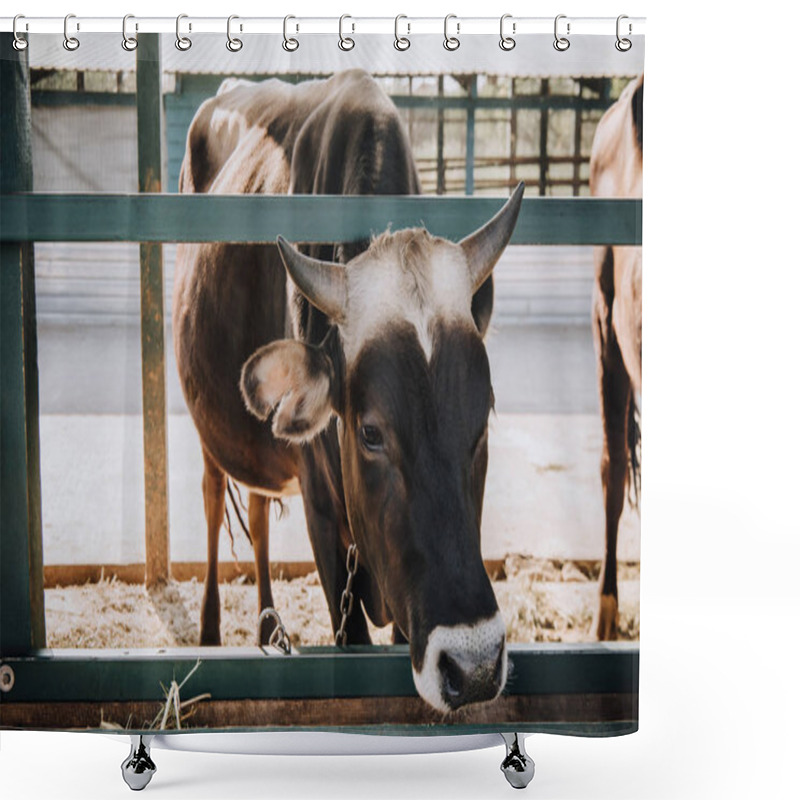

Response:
(13, 14), (28, 51)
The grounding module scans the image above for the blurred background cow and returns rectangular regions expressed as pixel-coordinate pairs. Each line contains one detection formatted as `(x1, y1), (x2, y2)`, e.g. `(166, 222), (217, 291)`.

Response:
(589, 74), (643, 640)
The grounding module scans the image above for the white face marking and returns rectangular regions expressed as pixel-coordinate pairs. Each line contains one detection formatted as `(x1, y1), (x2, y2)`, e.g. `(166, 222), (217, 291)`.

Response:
(338, 235), (475, 363)
(412, 611), (507, 713)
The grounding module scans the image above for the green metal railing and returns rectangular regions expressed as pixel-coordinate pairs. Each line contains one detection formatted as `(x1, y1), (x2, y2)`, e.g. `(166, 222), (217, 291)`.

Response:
(6, 645), (638, 704)
(0, 33), (641, 734)
(0, 194), (641, 245)
(0, 644), (638, 734)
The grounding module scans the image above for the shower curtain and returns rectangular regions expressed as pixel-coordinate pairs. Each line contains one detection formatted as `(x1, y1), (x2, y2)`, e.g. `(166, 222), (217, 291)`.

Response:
(1, 19), (644, 744)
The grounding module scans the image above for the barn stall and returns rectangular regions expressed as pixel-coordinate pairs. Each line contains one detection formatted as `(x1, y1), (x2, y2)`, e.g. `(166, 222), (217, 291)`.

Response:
(1, 31), (640, 733)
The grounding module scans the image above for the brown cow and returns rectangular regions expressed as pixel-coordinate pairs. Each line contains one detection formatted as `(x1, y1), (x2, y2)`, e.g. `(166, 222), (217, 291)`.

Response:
(174, 69), (523, 712)
(589, 74), (643, 640)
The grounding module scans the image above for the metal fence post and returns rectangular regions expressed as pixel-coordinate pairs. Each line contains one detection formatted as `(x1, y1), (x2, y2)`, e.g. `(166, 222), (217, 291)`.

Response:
(0, 33), (46, 654)
(136, 34), (170, 587)
(465, 75), (476, 196)
(539, 79), (550, 196)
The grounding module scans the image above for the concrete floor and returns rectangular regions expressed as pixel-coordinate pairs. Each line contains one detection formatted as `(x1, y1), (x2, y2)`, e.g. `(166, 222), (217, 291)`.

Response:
(36, 321), (639, 567)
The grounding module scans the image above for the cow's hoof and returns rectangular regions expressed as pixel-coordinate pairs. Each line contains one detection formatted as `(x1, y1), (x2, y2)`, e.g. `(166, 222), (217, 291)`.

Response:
(500, 733), (534, 789)
(121, 736), (156, 791)
(592, 593), (619, 641)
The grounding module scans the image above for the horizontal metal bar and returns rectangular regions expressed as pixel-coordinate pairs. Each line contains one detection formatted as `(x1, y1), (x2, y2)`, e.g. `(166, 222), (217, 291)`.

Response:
(0, 195), (642, 245)
(31, 91), (136, 108)
(391, 95), (613, 111)
(32, 90), (613, 112)
(1, 643), (638, 703)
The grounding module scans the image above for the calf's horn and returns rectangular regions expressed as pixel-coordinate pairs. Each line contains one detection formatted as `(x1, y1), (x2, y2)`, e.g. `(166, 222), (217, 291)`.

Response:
(460, 181), (525, 292)
(276, 236), (347, 322)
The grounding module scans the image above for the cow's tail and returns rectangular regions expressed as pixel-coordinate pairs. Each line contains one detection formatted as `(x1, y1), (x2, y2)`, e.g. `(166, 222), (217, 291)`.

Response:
(272, 497), (288, 520)
(627, 395), (641, 509)
(226, 479), (252, 546)
(224, 479), (289, 548)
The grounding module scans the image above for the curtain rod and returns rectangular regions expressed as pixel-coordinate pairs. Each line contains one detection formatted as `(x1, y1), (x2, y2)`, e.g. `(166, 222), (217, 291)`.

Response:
(1, 16), (646, 37)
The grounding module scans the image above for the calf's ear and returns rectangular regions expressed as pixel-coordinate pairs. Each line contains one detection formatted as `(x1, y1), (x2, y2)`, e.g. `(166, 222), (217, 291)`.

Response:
(240, 340), (335, 443)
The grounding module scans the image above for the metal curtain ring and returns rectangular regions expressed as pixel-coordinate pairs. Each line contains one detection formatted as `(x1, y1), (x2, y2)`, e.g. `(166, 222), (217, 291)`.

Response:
(175, 14), (192, 51)
(615, 14), (632, 51)
(339, 14), (355, 51)
(553, 14), (570, 51)
(13, 15), (28, 51)
(0, 664), (15, 693)
(63, 13), (80, 51)
(394, 14), (410, 51)
(258, 608), (292, 655)
(283, 15), (299, 52)
(122, 14), (138, 51)
(500, 13), (516, 51)
(444, 14), (460, 51)
(227, 15), (243, 52)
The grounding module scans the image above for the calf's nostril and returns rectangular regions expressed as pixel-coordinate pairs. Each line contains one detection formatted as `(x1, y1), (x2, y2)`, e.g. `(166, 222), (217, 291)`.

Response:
(438, 651), (466, 700)
(436, 642), (506, 710)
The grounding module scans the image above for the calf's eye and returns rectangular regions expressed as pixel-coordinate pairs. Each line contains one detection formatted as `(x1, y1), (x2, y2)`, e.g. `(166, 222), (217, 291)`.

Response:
(359, 424), (384, 452)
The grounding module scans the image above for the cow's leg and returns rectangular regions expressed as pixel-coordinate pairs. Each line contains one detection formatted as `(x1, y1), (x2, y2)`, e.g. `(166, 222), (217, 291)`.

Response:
(200, 448), (226, 645)
(592, 249), (631, 641)
(249, 493), (276, 645)
(594, 361), (630, 641)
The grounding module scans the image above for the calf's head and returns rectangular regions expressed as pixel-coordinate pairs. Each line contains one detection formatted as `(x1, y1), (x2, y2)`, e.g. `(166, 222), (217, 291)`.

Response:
(241, 184), (524, 711)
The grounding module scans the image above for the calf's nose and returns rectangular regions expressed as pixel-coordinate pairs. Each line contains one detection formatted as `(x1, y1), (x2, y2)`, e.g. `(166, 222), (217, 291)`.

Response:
(412, 611), (508, 712)
(438, 640), (505, 710)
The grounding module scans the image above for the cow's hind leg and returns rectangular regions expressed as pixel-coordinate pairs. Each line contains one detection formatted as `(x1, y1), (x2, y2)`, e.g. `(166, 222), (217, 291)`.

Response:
(592, 250), (631, 641)
(200, 448), (226, 645)
(249, 493), (276, 645)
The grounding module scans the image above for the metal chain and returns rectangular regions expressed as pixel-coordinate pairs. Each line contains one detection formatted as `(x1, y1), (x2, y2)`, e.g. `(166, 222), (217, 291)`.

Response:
(334, 543), (359, 647)
(258, 607), (292, 655)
